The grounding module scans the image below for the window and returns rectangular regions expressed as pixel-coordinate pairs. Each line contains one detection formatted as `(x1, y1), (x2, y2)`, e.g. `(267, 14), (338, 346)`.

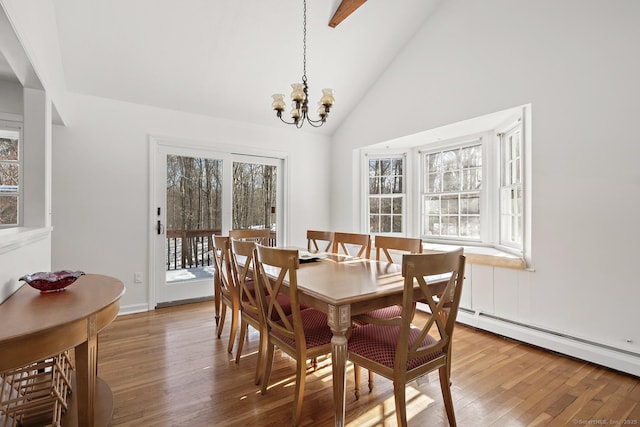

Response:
(366, 155), (405, 234)
(499, 124), (523, 248)
(0, 123), (21, 227)
(360, 106), (529, 259)
(421, 141), (482, 240)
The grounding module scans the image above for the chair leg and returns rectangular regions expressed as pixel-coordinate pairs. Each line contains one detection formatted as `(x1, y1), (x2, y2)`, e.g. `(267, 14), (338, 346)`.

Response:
(368, 370), (374, 392)
(227, 307), (238, 354)
(292, 355), (307, 426)
(439, 365), (457, 426)
(353, 364), (361, 400)
(235, 319), (247, 364)
(254, 324), (267, 385)
(217, 304), (227, 339)
(393, 381), (408, 427)
(260, 342), (275, 395)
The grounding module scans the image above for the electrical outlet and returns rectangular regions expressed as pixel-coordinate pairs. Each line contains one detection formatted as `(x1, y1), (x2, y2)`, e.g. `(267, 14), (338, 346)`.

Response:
(134, 272), (143, 283)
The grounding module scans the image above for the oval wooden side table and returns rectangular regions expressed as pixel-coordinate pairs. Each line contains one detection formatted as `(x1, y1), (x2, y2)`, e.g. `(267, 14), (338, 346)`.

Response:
(0, 274), (125, 427)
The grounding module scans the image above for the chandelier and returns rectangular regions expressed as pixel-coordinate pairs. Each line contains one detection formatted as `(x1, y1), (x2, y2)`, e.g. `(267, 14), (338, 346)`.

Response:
(271, 0), (335, 128)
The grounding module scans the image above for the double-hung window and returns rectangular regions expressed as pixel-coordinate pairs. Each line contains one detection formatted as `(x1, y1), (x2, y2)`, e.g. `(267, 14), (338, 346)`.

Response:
(0, 122), (21, 227)
(421, 139), (483, 241)
(366, 154), (406, 234)
(499, 124), (523, 248)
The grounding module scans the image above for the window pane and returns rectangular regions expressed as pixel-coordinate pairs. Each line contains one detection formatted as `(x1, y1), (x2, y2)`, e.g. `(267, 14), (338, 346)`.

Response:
(392, 176), (403, 193)
(392, 158), (403, 175)
(424, 196), (440, 214)
(442, 216), (458, 236)
(427, 215), (440, 235)
(369, 215), (379, 233)
(0, 163), (19, 189)
(460, 194), (480, 215)
(369, 177), (380, 194)
(392, 215), (402, 233)
(460, 216), (480, 237)
(462, 167), (481, 191)
(0, 195), (18, 225)
(442, 171), (459, 191)
(442, 195), (458, 214)
(442, 150), (458, 171)
(427, 173), (441, 192)
(369, 197), (380, 214)
(0, 136), (18, 161)
(381, 197), (391, 214)
(381, 177), (393, 194)
(369, 159), (379, 177)
(381, 215), (391, 233)
(426, 153), (439, 173)
(392, 197), (402, 214)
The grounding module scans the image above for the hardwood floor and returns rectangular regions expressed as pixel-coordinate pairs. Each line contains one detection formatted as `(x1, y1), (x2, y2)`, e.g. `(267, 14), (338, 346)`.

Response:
(97, 301), (640, 426)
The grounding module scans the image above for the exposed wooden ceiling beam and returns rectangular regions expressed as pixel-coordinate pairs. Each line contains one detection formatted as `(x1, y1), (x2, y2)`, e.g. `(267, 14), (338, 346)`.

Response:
(328, 0), (368, 28)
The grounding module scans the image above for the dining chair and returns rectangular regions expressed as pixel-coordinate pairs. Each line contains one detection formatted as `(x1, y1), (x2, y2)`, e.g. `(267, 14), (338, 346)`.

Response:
(332, 231), (371, 259)
(348, 249), (466, 427)
(352, 235), (424, 394)
(230, 238), (286, 386)
(229, 239), (259, 368)
(253, 244), (334, 427)
(212, 235), (240, 354)
(229, 228), (272, 246)
(306, 229), (334, 252)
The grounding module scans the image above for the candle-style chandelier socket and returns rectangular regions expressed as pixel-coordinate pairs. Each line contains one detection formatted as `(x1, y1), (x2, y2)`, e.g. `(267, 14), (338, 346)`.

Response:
(271, 0), (335, 128)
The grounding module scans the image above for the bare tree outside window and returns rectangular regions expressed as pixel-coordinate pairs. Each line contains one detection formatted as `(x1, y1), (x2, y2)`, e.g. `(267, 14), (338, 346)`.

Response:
(0, 131), (20, 226)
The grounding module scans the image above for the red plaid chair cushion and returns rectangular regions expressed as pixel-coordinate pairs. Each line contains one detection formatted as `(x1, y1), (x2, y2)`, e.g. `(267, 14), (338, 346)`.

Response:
(348, 324), (442, 370)
(273, 308), (333, 349)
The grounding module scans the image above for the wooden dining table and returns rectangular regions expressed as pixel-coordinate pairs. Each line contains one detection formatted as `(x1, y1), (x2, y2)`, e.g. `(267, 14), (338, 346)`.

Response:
(0, 274), (125, 427)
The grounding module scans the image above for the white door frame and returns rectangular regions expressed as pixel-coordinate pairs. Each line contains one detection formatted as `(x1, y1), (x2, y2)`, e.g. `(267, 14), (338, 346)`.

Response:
(148, 134), (289, 310)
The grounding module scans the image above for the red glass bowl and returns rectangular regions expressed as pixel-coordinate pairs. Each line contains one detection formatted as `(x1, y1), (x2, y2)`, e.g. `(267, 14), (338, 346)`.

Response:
(19, 270), (85, 293)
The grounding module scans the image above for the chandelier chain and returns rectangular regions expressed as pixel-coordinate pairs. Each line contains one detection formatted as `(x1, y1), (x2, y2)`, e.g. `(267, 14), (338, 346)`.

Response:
(302, 0), (307, 82)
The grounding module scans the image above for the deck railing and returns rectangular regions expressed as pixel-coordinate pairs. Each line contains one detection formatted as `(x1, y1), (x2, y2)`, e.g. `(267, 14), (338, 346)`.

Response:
(166, 229), (276, 270)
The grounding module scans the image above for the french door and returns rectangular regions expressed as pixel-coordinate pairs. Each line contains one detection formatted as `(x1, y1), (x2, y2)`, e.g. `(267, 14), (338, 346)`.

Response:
(151, 138), (284, 307)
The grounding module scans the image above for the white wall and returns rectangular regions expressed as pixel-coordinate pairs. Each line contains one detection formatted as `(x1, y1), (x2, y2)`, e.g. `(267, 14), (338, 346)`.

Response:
(0, 0), (67, 122)
(0, 80), (22, 113)
(52, 93), (331, 311)
(332, 0), (640, 362)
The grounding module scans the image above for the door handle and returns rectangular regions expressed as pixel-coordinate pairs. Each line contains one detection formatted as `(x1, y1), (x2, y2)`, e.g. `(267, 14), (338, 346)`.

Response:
(157, 220), (165, 235)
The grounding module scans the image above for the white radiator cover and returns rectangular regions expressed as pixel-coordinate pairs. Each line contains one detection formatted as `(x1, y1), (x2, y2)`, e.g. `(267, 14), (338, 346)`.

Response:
(455, 309), (640, 377)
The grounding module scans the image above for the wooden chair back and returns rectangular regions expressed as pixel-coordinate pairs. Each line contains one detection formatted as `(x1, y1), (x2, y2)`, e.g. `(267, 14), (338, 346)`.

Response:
(253, 245), (303, 348)
(399, 249), (465, 372)
(230, 238), (259, 315)
(306, 230), (334, 252)
(229, 228), (271, 245)
(374, 236), (422, 263)
(332, 232), (371, 259)
(212, 235), (236, 301)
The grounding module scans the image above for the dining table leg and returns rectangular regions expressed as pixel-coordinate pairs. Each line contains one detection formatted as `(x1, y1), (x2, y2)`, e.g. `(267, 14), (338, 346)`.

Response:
(328, 303), (351, 427)
(75, 314), (98, 427)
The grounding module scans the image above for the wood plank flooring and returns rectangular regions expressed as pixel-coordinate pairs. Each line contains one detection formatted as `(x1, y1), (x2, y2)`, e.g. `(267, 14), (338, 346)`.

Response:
(96, 301), (640, 426)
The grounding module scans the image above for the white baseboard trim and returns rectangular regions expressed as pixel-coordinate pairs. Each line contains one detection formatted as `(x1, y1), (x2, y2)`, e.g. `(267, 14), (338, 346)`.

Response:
(456, 310), (640, 377)
(118, 303), (150, 316)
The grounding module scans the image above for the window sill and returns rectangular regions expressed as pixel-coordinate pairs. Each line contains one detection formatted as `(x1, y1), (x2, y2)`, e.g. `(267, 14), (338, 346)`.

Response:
(0, 227), (53, 255)
(422, 242), (527, 270)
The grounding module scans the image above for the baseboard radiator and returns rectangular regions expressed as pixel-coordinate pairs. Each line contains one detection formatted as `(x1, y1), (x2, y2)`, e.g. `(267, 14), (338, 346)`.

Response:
(452, 307), (640, 377)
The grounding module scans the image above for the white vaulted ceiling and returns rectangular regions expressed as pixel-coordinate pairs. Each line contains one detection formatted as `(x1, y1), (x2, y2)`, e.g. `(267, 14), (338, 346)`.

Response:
(50, 0), (441, 134)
